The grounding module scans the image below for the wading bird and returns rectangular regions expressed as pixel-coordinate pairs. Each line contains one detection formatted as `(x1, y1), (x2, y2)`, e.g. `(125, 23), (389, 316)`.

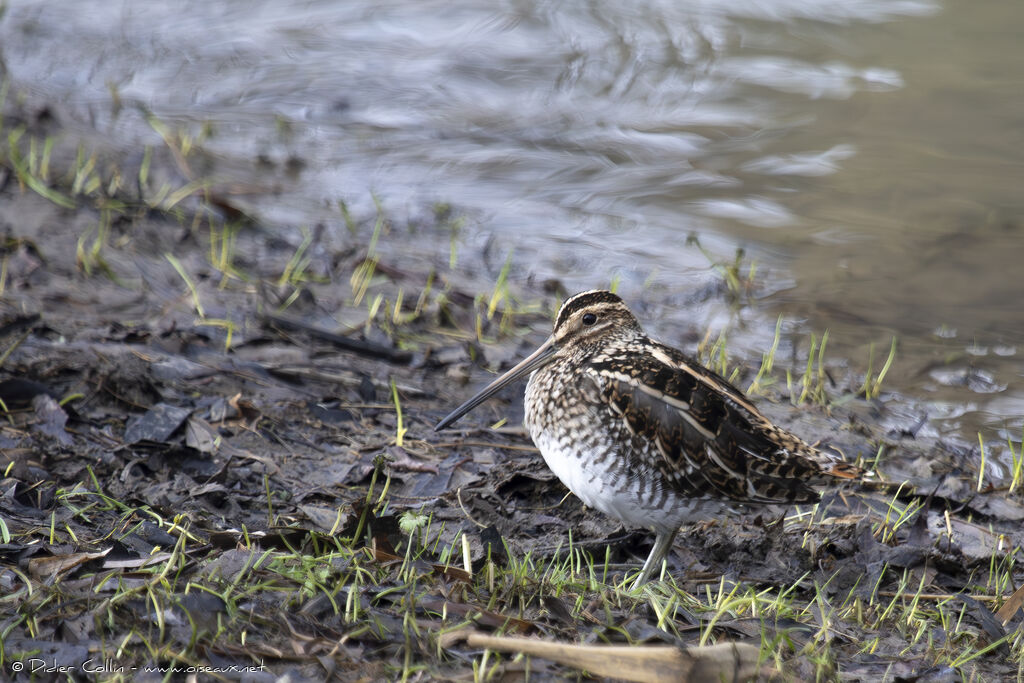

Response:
(436, 290), (862, 587)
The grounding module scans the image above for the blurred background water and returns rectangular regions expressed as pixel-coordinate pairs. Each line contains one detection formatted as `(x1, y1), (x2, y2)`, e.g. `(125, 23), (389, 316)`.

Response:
(3, 0), (1023, 462)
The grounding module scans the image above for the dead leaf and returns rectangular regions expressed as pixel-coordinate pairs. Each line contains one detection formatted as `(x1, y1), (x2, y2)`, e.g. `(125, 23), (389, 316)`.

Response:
(420, 597), (530, 631)
(928, 513), (1009, 560)
(996, 584), (1024, 626)
(387, 446), (439, 474)
(192, 482), (229, 496)
(31, 394), (73, 445)
(185, 416), (219, 453)
(958, 595), (1007, 648)
(299, 504), (349, 533)
(28, 548), (111, 580)
(102, 552), (174, 570)
(125, 403), (192, 443)
(542, 595), (577, 629)
(228, 393), (262, 425)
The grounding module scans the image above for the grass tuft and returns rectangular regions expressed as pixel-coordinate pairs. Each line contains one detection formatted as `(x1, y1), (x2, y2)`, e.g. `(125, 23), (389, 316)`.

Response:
(862, 337), (898, 400)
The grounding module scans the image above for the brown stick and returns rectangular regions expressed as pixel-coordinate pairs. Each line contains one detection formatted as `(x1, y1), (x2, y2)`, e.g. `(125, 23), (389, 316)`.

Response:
(453, 632), (766, 683)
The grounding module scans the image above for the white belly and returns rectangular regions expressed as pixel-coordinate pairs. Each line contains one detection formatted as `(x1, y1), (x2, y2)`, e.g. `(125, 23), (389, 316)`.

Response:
(532, 430), (690, 532)
(523, 369), (723, 532)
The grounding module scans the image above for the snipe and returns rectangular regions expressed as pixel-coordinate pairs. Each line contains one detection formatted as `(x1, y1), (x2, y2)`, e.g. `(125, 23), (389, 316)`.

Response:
(436, 290), (862, 587)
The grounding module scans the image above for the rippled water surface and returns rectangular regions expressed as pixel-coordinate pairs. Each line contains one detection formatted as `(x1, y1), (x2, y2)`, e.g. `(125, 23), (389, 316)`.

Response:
(4, 0), (1023, 453)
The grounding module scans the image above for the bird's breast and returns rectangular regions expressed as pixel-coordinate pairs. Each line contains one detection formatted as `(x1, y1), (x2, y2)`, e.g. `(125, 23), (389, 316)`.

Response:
(523, 366), (719, 531)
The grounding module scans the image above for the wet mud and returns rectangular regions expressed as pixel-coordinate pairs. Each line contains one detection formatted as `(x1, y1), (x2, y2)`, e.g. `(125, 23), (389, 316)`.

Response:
(0, 98), (1022, 681)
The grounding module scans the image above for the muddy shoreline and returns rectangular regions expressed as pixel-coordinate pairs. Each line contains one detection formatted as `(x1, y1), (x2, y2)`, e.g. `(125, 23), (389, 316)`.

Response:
(1, 95), (1022, 681)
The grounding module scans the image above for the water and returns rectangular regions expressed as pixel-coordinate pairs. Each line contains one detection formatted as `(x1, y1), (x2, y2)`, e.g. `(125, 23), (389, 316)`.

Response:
(4, 0), (1022, 455)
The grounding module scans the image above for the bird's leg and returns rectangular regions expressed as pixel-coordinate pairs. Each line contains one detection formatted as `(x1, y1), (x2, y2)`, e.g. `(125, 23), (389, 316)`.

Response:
(631, 528), (679, 589)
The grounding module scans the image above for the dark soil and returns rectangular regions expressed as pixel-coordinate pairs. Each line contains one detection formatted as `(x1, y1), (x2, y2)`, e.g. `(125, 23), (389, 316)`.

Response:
(1, 96), (1022, 682)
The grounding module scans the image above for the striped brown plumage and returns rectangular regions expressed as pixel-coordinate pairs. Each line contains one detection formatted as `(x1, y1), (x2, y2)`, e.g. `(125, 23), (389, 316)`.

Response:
(437, 289), (862, 587)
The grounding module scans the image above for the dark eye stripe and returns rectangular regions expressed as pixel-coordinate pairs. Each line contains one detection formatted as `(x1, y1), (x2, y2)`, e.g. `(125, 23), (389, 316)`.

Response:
(555, 290), (625, 330)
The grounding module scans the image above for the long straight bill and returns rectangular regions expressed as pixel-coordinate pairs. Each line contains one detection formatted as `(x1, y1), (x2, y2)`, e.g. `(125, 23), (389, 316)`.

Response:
(434, 336), (557, 430)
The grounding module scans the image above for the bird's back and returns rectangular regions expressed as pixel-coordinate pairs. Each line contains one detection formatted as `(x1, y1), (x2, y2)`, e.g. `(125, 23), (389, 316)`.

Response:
(525, 334), (861, 530)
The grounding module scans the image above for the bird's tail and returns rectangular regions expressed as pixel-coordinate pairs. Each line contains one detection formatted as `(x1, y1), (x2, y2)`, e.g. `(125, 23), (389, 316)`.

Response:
(821, 459), (867, 481)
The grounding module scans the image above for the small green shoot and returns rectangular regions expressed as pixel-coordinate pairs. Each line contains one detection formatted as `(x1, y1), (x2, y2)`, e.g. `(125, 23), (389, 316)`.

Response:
(796, 330), (830, 406)
(0, 397), (13, 426)
(339, 199), (357, 235)
(277, 226), (314, 287)
(208, 219), (244, 286)
(748, 315), (783, 395)
(862, 337), (897, 399)
(351, 256), (378, 306)
(161, 178), (210, 211)
(687, 236), (757, 302)
(391, 379), (408, 447)
(977, 433), (987, 493)
(8, 128), (75, 208)
(71, 143), (100, 196)
(1007, 428), (1023, 494)
(486, 252), (513, 320)
(75, 208), (117, 279)
(165, 253), (205, 317)
(398, 511), (429, 538)
(197, 318), (237, 351)
(697, 328), (735, 381)
(609, 273), (621, 294)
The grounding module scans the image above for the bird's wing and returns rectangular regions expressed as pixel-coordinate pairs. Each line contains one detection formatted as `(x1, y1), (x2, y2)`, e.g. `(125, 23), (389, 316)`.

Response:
(587, 341), (858, 504)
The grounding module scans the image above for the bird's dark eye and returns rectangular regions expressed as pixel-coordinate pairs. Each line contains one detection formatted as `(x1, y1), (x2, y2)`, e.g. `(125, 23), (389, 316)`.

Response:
(582, 312), (597, 326)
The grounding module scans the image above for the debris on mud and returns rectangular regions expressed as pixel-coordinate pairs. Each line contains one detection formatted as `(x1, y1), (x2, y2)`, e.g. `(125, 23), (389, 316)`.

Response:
(0, 92), (1021, 681)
